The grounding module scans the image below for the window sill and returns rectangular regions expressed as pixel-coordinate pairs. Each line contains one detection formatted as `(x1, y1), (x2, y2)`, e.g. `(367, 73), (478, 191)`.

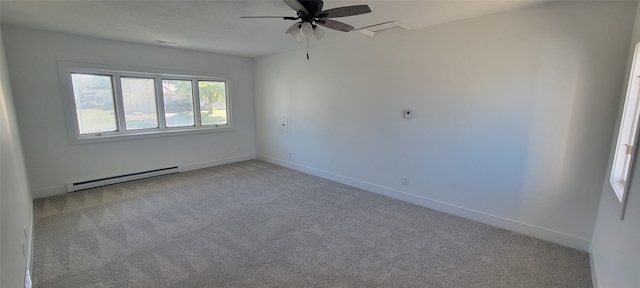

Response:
(69, 126), (234, 145)
(610, 179), (625, 203)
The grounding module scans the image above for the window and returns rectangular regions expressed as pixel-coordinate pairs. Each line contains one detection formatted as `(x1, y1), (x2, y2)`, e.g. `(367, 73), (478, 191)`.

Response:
(59, 62), (232, 144)
(121, 77), (159, 130)
(162, 79), (195, 128)
(70, 73), (118, 134)
(198, 80), (228, 126)
(611, 43), (640, 204)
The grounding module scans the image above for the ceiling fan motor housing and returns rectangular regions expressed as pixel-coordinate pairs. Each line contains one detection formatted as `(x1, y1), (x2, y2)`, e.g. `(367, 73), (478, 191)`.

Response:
(299, 1), (324, 16)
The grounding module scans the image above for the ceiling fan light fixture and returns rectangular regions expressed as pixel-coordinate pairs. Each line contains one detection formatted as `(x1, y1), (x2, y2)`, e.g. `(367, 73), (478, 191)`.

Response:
(313, 26), (325, 40)
(300, 22), (314, 38)
(286, 23), (303, 41)
(290, 28), (303, 41)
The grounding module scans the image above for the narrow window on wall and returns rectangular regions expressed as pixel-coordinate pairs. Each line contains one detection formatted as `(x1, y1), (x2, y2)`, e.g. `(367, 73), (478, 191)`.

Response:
(120, 77), (159, 130)
(162, 79), (195, 127)
(70, 73), (118, 134)
(198, 80), (228, 126)
(610, 44), (640, 203)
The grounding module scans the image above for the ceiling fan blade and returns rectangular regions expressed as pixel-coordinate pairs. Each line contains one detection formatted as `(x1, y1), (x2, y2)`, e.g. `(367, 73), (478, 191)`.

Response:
(240, 16), (298, 20)
(316, 19), (354, 32)
(283, 0), (308, 15)
(318, 5), (371, 18)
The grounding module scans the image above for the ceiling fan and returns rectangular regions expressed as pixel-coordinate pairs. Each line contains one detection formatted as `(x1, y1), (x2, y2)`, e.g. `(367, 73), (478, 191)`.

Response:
(241, 0), (372, 42)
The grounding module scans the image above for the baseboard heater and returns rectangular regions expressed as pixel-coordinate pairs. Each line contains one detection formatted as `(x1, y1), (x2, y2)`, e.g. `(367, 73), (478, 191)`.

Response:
(66, 166), (179, 192)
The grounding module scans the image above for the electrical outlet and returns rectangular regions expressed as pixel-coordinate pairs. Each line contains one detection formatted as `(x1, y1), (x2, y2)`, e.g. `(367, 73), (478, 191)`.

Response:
(288, 153), (292, 159)
(402, 177), (409, 185)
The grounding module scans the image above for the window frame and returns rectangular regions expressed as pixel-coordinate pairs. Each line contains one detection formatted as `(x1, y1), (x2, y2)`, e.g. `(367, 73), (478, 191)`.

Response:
(58, 61), (233, 145)
(609, 43), (640, 220)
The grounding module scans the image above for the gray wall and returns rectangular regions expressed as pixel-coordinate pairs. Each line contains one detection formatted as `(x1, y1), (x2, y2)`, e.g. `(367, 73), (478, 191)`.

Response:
(254, 1), (636, 250)
(590, 1), (640, 287)
(1, 29), (34, 288)
(1, 26), (257, 199)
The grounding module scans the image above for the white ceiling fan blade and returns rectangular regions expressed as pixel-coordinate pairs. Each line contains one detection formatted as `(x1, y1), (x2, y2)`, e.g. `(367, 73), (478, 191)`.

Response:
(286, 23), (302, 41)
(313, 26), (325, 41)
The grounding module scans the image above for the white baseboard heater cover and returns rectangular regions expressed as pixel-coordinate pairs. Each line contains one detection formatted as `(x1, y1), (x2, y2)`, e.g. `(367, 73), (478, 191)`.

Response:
(66, 167), (179, 192)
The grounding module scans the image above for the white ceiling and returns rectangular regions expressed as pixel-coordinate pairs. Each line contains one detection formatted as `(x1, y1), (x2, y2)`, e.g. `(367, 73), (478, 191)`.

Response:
(0, 0), (552, 58)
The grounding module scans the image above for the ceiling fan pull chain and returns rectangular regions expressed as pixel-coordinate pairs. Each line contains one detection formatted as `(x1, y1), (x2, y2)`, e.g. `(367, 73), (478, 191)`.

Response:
(306, 37), (310, 60)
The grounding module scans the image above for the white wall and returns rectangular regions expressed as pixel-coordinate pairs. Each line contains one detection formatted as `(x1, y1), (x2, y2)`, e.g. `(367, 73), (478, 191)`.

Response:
(254, 1), (636, 250)
(1, 26), (257, 198)
(590, 1), (640, 287)
(1, 29), (34, 288)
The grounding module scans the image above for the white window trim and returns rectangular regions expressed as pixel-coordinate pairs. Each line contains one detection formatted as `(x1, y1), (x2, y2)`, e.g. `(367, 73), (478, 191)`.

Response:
(609, 43), (640, 220)
(57, 61), (233, 145)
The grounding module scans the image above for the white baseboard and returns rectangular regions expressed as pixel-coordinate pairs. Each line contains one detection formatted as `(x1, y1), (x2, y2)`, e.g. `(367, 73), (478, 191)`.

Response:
(589, 243), (600, 288)
(33, 185), (67, 199)
(257, 154), (591, 251)
(178, 154), (256, 172)
(32, 154), (257, 199)
(27, 213), (34, 282)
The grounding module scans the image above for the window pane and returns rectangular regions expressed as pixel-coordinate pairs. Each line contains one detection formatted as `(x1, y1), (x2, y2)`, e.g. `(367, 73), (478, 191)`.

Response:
(70, 73), (117, 134)
(198, 81), (228, 126)
(120, 77), (158, 130)
(162, 80), (195, 127)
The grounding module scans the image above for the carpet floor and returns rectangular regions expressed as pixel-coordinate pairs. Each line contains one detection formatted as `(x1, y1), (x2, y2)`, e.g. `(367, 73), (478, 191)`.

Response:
(32, 160), (592, 287)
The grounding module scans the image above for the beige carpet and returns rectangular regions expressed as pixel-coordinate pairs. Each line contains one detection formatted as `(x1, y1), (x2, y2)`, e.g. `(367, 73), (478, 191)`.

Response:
(32, 160), (592, 287)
